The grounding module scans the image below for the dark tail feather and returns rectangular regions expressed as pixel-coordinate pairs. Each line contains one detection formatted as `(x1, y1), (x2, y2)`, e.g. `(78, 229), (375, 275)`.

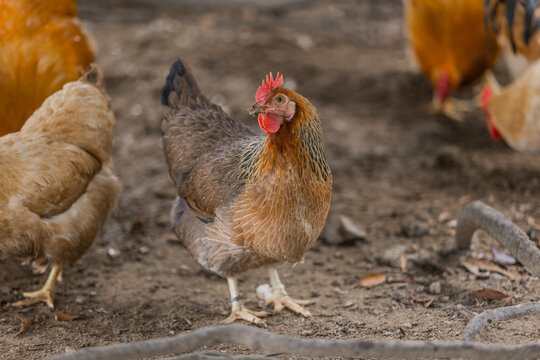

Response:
(161, 58), (201, 108)
(81, 64), (103, 88)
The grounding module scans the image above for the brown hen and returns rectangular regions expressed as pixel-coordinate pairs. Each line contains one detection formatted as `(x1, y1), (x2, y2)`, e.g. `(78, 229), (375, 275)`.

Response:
(1, 66), (120, 309)
(161, 59), (332, 325)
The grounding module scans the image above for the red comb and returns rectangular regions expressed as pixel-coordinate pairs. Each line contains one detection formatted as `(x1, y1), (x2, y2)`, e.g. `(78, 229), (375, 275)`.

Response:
(480, 85), (493, 111)
(255, 72), (284, 103)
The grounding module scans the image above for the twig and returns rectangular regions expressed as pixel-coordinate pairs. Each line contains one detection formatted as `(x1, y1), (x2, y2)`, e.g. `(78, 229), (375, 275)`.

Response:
(48, 324), (540, 360)
(462, 301), (540, 341)
(163, 351), (277, 359)
(455, 201), (540, 276)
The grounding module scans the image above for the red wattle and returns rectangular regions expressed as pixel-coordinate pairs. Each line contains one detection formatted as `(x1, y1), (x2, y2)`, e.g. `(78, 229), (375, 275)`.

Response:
(436, 71), (450, 102)
(488, 121), (501, 141)
(258, 113), (281, 134)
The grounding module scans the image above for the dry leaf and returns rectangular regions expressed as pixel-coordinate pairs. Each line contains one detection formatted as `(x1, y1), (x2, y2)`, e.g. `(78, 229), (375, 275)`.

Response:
(399, 253), (408, 273)
(461, 258), (521, 280)
(446, 219), (457, 228)
(15, 317), (31, 337)
(491, 247), (516, 265)
(54, 312), (81, 321)
(359, 273), (386, 288)
(411, 294), (435, 308)
(474, 288), (510, 302)
(438, 212), (450, 222)
(338, 215), (367, 241)
(164, 233), (180, 243)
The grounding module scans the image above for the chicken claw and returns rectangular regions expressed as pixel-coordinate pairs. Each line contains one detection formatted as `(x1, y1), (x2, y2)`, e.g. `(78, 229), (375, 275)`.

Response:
(265, 295), (313, 317)
(266, 266), (314, 317)
(13, 264), (61, 309)
(13, 289), (54, 309)
(222, 305), (268, 327)
(223, 277), (267, 327)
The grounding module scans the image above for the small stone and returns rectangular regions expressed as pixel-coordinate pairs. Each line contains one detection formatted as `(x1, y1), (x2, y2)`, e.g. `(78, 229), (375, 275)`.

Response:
(139, 246), (149, 254)
(321, 214), (366, 245)
(381, 245), (407, 268)
(401, 322), (413, 329)
(428, 281), (441, 294)
(107, 248), (120, 258)
(344, 300), (355, 308)
(256, 284), (273, 302)
(301, 330), (313, 336)
(401, 217), (429, 237)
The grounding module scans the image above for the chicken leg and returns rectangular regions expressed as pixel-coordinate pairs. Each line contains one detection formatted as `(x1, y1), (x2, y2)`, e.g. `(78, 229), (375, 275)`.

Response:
(265, 266), (313, 317)
(13, 264), (61, 309)
(430, 95), (477, 122)
(222, 277), (268, 326)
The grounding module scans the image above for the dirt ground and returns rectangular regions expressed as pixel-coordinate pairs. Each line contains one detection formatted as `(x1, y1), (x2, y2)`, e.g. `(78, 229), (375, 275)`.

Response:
(1, 1), (540, 359)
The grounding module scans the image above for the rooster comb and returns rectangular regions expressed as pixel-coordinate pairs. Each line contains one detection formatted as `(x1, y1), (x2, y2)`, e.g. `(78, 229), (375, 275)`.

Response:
(255, 72), (284, 103)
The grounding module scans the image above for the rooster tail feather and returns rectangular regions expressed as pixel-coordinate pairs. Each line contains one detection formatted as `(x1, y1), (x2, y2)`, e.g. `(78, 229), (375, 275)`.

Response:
(161, 58), (201, 109)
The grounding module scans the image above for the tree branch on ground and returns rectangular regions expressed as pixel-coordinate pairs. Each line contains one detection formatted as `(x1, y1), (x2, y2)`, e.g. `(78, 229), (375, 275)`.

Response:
(455, 201), (540, 276)
(462, 301), (540, 341)
(49, 324), (540, 360)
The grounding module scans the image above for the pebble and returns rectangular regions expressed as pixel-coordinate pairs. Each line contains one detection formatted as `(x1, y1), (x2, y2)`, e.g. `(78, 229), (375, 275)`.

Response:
(428, 281), (441, 294)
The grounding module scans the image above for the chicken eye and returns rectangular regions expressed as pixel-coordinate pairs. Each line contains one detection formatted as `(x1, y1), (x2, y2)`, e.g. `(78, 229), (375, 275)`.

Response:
(274, 95), (285, 104)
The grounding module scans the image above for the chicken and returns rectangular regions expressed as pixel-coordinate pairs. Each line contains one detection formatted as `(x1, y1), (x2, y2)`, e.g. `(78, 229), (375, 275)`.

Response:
(161, 59), (332, 325)
(1, 66), (121, 309)
(487, 0), (540, 60)
(481, 61), (540, 153)
(404, 0), (501, 120)
(0, 0), (95, 136)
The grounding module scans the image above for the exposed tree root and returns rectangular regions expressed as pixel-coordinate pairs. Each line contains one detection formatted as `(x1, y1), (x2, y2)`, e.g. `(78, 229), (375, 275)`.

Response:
(462, 301), (540, 341)
(49, 324), (540, 360)
(455, 201), (540, 276)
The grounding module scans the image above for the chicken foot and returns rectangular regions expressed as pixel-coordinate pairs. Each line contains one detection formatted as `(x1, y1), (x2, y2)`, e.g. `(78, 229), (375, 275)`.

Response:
(430, 95), (476, 122)
(13, 264), (61, 309)
(264, 266), (313, 317)
(222, 277), (268, 327)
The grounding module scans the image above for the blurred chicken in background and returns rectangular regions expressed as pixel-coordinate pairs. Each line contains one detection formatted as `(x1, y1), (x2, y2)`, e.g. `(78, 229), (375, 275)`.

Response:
(0, 0), (95, 136)
(404, 0), (500, 120)
(2, 67), (120, 309)
(481, 59), (540, 153)
(487, 0), (540, 62)
(480, 0), (540, 152)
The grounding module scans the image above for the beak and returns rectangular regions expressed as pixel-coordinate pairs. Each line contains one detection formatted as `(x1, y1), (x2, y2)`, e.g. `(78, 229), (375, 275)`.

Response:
(248, 102), (269, 117)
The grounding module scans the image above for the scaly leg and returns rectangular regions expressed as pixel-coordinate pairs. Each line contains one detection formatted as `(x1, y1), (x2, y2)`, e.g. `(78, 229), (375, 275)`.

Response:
(13, 264), (61, 309)
(265, 266), (313, 317)
(222, 277), (267, 326)
(430, 95), (476, 122)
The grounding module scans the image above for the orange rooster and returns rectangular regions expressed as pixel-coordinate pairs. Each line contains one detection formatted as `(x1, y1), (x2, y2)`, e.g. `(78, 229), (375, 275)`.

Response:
(0, 0), (95, 136)
(1, 66), (120, 309)
(404, 0), (501, 120)
(161, 59), (332, 325)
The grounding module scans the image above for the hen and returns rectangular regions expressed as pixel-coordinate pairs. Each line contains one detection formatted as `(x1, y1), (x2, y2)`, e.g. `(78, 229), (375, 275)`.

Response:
(404, 0), (500, 120)
(1, 66), (120, 309)
(161, 59), (332, 325)
(0, 0), (95, 136)
(481, 61), (540, 153)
